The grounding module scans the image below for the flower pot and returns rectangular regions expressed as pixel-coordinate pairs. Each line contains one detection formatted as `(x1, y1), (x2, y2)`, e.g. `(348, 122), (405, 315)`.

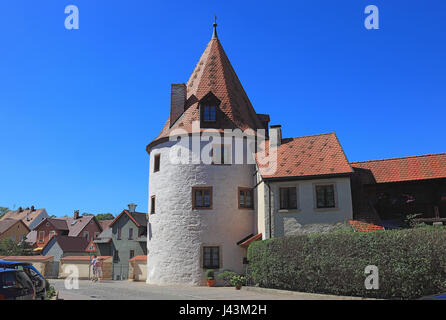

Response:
(206, 280), (215, 287)
(235, 285), (242, 290)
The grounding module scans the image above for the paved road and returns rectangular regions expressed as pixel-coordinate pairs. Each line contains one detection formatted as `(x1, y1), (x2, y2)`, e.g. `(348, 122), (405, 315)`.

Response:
(49, 279), (356, 300)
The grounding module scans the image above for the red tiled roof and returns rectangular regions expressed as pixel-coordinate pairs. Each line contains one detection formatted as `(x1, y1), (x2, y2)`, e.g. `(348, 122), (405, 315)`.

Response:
(109, 210), (147, 228)
(147, 33), (265, 152)
(256, 133), (353, 179)
(0, 256), (54, 262)
(60, 256), (112, 262)
(99, 219), (113, 231)
(56, 216), (101, 237)
(351, 153), (446, 183)
(129, 255), (147, 262)
(44, 235), (90, 253)
(349, 220), (385, 232)
(0, 219), (29, 235)
(0, 208), (48, 228)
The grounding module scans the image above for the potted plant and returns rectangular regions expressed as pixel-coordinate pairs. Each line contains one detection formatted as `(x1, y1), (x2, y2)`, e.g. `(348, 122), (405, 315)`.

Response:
(231, 275), (246, 290)
(205, 269), (215, 287)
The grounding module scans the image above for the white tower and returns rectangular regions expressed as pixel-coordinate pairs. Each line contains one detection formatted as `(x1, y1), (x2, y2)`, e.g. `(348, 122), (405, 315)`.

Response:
(146, 19), (269, 285)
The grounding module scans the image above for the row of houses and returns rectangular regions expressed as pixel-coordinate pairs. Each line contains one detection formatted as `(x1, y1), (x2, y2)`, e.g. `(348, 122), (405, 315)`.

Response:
(0, 204), (148, 280)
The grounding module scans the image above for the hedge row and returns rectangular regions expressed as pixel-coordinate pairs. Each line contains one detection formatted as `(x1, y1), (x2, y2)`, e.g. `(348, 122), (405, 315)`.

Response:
(247, 226), (446, 299)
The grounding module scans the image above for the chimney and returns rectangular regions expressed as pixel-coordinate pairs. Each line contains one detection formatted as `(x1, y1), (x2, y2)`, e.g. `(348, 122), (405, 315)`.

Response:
(170, 83), (186, 127)
(270, 125), (282, 148)
(74, 210), (80, 220)
(31, 205), (35, 212)
(128, 203), (137, 213)
(18, 207), (23, 213)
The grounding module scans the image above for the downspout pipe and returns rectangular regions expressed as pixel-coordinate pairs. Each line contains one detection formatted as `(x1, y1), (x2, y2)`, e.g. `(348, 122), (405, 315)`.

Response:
(267, 181), (272, 239)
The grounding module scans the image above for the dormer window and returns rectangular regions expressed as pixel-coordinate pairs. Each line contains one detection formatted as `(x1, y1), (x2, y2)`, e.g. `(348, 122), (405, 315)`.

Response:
(203, 105), (216, 122)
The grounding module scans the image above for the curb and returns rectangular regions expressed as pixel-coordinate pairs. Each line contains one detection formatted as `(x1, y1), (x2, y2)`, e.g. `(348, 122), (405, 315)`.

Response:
(242, 286), (372, 300)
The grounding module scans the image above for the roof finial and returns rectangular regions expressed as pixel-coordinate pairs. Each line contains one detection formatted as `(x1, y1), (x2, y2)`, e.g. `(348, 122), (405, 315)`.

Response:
(212, 14), (218, 39)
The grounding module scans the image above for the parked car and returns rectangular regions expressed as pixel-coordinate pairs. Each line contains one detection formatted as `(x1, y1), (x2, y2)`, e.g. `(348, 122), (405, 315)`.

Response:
(0, 268), (35, 300)
(0, 261), (46, 300)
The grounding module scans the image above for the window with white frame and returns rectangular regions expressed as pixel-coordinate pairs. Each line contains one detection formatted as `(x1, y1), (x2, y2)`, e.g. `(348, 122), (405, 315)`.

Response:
(38, 231), (45, 243)
(49, 231), (56, 240)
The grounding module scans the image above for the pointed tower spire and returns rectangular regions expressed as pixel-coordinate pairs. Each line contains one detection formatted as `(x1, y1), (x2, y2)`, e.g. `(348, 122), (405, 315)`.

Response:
(212, 14), (218, 39)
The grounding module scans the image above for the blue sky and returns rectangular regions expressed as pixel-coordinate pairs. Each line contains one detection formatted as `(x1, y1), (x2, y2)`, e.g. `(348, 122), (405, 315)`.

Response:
(0, 1), (445, 217)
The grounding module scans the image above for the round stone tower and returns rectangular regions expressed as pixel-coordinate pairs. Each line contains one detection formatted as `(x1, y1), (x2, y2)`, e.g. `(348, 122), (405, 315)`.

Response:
(146, 20), (269, 285)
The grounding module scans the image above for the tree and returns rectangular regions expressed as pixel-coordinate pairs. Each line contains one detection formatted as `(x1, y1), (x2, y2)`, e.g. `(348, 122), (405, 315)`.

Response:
(81, 213), (94, 217)
(0, 207), (9, 219)
(96, 213), (114, 221)
(0, 239), (34, 256)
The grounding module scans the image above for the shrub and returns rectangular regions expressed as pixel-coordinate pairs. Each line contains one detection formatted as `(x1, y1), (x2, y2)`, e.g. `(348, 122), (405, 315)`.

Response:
(46, 286), (56, 300)
(205, 269), (214, 280)
(231, 275), (246, 288)
(217, 270), (238, 286)
(247, 226), (446, 299)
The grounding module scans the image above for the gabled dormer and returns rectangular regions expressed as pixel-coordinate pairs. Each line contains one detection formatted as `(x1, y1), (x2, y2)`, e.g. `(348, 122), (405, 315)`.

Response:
(199, 91), (221, 128)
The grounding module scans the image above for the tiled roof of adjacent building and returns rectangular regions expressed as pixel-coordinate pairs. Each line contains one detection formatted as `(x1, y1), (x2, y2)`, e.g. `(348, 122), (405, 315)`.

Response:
(350, 153), (446, 183)
(349, 220), (385, 232)
(129, 255), (147, 262)
(0, 219), (29, 235)
(45, 235), (90, 252)
(147, 30), (266, 151)
(110, 210), (147, 228)
(256, 132), (353, 179)
(99, 219), (113, 231)
(56, 216), (101, 237)
(60, 256), (112, 262)
(0, 208), (47, 228)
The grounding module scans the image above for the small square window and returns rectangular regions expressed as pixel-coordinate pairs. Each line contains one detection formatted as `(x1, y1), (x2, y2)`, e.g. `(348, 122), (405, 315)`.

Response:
(203, 246), (219, 269)
(279, 187), (298, 209)
(315, 185), (336, 208)
(239, 187), (254, 209)
(202, 105), (216, 122)
(193, 187), (213, 209)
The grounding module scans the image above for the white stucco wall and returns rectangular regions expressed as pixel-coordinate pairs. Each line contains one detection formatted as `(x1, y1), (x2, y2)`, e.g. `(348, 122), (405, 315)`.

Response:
(147, 138), (256, 285)
(261, 177), (353, 237)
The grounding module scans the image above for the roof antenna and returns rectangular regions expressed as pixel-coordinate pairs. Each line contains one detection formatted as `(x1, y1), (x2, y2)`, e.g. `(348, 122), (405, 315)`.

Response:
(212, 14), (218, 39)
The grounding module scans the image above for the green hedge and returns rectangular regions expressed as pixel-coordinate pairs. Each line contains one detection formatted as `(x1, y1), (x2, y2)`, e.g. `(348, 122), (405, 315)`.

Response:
(247, 227), (446, 299)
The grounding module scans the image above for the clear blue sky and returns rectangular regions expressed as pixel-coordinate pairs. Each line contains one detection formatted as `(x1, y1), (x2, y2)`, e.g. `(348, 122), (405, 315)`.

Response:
(0, 1), (445, 217)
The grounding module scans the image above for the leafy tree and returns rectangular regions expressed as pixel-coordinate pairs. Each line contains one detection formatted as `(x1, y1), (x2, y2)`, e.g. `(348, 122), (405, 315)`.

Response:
(81, 213), (94, 217)
(0, 207), (9, 219)
(0, 239), (34, 256)
(96, 213), (114, 221)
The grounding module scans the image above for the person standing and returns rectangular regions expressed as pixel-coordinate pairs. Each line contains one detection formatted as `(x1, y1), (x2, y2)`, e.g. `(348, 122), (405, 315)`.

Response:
(95, 257), (103, 282)
(90, 255), (98, 282)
